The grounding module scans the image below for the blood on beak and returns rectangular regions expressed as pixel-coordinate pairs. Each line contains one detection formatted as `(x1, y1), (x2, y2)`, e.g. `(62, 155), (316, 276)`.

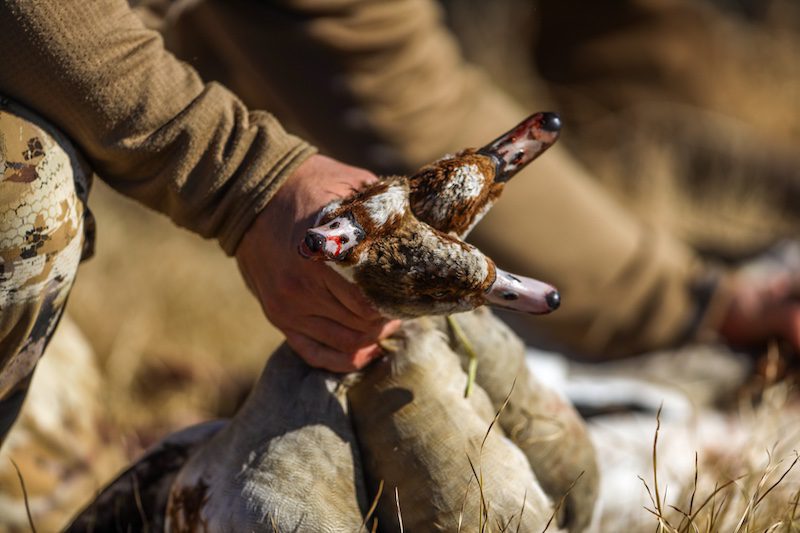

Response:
(298, 215), (364, 261)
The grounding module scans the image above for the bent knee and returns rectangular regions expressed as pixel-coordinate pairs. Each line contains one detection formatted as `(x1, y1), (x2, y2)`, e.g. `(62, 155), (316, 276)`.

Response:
(0, 97), (93, 399)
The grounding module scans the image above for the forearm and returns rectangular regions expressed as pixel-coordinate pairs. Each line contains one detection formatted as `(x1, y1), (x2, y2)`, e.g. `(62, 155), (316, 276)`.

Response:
(0, 0), (315, 254)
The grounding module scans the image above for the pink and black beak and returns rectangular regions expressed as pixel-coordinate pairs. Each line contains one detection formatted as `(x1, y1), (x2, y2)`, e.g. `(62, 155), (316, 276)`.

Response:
(478, 112), (561, 182)
(298, 213), (366, 262)
(485, 268), (560, 315)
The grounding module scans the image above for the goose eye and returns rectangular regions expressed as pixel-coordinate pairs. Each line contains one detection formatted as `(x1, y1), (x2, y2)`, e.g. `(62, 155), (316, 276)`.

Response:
(330, 221), (340, 229)
(340, 235), (349, 244)
(432, 291), (448, 299)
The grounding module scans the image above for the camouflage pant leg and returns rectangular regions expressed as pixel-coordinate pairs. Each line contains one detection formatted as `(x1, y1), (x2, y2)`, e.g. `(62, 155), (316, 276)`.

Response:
(0, 97), (93, 446)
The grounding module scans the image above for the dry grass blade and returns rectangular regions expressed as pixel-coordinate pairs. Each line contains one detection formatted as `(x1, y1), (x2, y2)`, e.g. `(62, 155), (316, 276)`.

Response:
(754, 451), (800, 508)
(642, 505), (667, 521)
(481, 378), (516, 451)
(678, 452), (700, 533)
(270, 515), (279, 533)
(669, 468), (700, 533)
(731, 449), (800, 533)
(638, 475), (659, 515)
(131, 473), (149, 533)
(789, 486), (800, 523)
(466, 454), (488, 532)
(10, 458), (37, 533)
(457, 474), (474, 533)
(465, 356), (478, 398)
(641, 477), (686, 531)
(446, 315), (479, 398)
(668, 505), (697, 533)
(732, 449), (781, 533)
(463, 384), (517, 533)
(682, 476), (742, 529)
(653, 404), (665, 527)
(542, 471), (585, 533)
(708, 492), (729, 532)
(360, 479), (385, 532)
(496, 515), (513, 532)
(515, 490), (527, 533)
(395, 486), (404, 533)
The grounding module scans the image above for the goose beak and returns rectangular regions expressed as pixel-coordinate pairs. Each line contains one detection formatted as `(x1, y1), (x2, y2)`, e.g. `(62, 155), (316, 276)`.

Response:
(298, 214), (366, 262)
(298, 230), (327, 260)
(479, 112), (561, 182)
(485, 267), (560, 314)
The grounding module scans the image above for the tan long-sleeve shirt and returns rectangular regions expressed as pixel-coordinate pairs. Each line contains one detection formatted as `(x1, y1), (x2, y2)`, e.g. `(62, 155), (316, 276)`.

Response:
(0, 0), (316, 255)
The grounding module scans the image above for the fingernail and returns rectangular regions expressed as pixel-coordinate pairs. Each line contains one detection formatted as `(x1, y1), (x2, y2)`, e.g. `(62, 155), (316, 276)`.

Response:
(352, 345), (383, 370)
(379, 320), (403, 338)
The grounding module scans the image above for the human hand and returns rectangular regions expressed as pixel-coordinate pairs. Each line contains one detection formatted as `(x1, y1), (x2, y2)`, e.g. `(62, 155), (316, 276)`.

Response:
(717, 243), (800, 351)
(235, 154), (402, 372)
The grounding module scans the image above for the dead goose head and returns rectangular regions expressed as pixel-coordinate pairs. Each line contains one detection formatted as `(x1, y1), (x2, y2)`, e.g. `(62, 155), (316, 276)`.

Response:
(408, 112), (561, 238)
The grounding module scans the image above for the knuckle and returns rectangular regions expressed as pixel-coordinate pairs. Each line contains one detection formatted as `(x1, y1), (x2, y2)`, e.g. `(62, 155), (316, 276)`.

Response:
(286, 336), (322, 368)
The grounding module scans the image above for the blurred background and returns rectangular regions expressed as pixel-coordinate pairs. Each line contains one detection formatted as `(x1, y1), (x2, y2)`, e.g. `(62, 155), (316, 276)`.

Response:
(447, 0), (800, 258)
(2, 0), (800, 530)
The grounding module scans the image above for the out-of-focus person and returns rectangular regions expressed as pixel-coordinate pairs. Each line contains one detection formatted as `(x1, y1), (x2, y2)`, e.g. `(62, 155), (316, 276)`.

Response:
(155, 0), (800, 358)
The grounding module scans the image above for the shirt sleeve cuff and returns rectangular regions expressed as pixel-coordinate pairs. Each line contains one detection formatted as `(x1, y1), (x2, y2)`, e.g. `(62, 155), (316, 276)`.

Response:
(217, 141), (317, 255)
